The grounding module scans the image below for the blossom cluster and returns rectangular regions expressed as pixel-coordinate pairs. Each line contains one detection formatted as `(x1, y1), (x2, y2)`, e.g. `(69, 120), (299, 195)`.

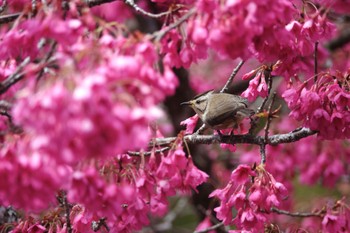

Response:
(6, 136), (208, 232)
(1, 0), (350, 232)
(67, 138), (208, 232)
(283, 71), (350, 139)
(302, 198), (350, 232)
(240, 117), (350, 187)
(0, 1), (192, 231)
(210, 164), (288, 232)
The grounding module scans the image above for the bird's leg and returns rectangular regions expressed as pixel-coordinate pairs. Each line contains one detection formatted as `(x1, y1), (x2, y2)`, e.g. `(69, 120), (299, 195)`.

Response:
(229, 128), (235, 136)
(216, 130), (223, 137)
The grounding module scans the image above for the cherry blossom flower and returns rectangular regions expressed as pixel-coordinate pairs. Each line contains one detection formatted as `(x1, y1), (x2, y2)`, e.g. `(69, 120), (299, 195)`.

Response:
(210, 164), (288, 231)
(282, 71), (350, 139)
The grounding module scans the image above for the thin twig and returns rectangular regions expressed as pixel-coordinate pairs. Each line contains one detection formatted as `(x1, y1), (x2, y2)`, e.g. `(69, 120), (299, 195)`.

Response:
(271, 207), (324, 218)
(220, 60), (245, 93)
(85, 0), (116, 7)
(57, 191), (72, 233)
(153, 8), (196, 42)
(0, 12), (21, 25)
(264, 92), (276, 143)
(259, 143), (266, 164)
(0, 0), (7, 14)
(125, 0), (171, 18)
(36, 41), (57, 82)
(0, 100), (12, 111)
(314, 41), (319, 82)
(0, 0), (119, 25)
(127, 146), (170, 156)
(194, 222), (225, 233)
(0, 57), (30, 95)
(91, 217), (110, 232)
(257, 68), (273, 113)
(194, 124), (207, 135)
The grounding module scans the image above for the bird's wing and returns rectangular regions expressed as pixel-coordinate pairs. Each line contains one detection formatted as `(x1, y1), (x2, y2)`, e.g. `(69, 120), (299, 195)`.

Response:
(204, 94), (247, 127)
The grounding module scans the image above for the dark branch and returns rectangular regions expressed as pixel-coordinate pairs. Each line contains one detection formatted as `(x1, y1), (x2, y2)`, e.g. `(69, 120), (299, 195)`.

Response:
(57, 191), (72, 233)
(0, 0), (7, 14)
(0, 57), (30, 95)
(0, 13), (21, 25)
(85, 0), (116, 7)
(314, 41), (319, 81)
(0, 0), (120, 25)
(264, 92), (276, 143)
(271, 207), (323, 218)
(220, 60), (245, 93)
(128, 146), (170, 156)
(124, 0), (172, 18)
(259, 144), (266, 164)
(153, 8), (196, 41)
(150, 127), (316, 148)
(257, 67), (273, 113)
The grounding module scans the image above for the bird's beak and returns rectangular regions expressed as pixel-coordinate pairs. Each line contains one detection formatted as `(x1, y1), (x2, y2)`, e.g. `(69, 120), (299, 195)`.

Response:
(180, 101), (192, 106)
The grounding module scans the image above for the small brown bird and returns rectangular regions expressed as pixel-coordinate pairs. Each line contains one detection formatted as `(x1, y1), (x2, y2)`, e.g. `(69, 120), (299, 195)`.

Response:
(181, 90), (254, 130)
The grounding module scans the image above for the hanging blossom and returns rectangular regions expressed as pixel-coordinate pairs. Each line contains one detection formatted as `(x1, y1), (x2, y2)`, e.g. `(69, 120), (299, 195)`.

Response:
(301, 198), (350, 232)
(9, 135), (208, 232)
(283, 70), (350, 139)
(67, 134), (208, 232)
(241, 65), (274, 102)
(160, 0), (297, 69)
(240, 117), (349, 189)
(210, 164), (288, 232)
(189, 0), (296, 60)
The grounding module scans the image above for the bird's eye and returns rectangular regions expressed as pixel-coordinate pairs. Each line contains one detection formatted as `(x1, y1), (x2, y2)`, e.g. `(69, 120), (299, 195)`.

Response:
(195, 100), (200, 104)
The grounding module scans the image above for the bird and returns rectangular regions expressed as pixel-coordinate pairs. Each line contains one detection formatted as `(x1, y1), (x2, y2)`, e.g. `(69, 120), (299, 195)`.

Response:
(181, 90), (255, 130)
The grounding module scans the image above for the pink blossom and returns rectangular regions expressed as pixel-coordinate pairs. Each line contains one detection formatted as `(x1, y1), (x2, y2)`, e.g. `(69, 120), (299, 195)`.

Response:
(283, 71), (350, 139)
(0, 139), (71, 212)
(180, 114), (199, 134)
(67, 167), (124, 221)
(184, 157), (209, 191)
(195, 217), (215, 233)
(211, 164), (288, 231)
(230, 164), (256, 184)
(241, 71), (268, 102)
(233, 205), (266, 232)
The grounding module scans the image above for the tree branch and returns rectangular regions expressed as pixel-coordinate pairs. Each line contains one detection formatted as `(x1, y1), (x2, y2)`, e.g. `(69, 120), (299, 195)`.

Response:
(84, 0), (116, 7)
(220, 60), (245, 93)
(128, 146), (170, 156)
(57, 191), (72, 233)
(257, 66), (273, 113)
(148, 127), (316, 149)
(264, 92), (276, 143)
(0, 13), (21, 25)
(153, 8), (196, 42)
(0, 0), (124, 25)
(0, 57), (30, 95)
(268, 127), (316, 145)
(124, 0), (172, 18)
(271, 207), (324, 218)
(0, 0), (7, 14)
